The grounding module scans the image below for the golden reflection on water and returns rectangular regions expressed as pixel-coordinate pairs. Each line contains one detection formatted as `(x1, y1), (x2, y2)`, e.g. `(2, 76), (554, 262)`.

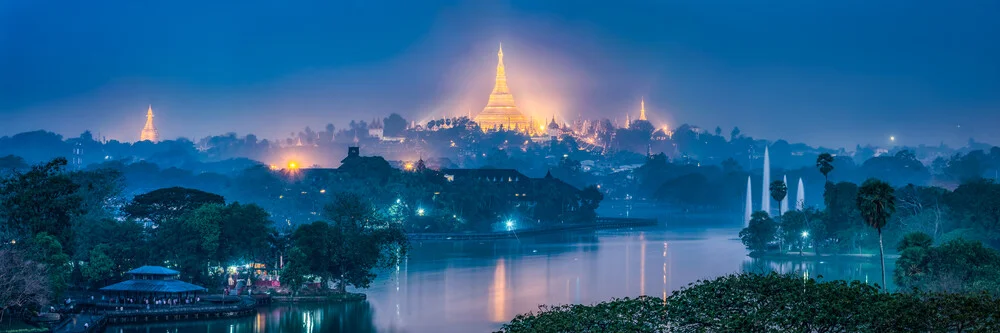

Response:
(490, 258), (507, 322)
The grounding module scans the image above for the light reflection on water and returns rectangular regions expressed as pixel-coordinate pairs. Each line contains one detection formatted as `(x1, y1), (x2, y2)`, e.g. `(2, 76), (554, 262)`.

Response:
(107, 226), (889, 333)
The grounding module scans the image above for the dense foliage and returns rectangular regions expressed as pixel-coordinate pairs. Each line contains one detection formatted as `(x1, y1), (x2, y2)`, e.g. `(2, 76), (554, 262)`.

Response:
(895, 234), (1000, 294)
(281, 193), (408, 293)
(498, 273), (1000, 333)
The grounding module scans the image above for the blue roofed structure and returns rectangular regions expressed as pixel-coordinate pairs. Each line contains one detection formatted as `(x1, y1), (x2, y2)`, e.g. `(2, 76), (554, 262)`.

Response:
(100, 265), (207, 296)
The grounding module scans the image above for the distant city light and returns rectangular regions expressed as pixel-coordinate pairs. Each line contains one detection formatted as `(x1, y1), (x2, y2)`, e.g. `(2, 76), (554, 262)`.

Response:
(802, 231), (809, 238)
(417, 208), (425, 216)
(505, 220), (515, 231)
(269, 164), (279, 170)
(319, 189), (326, 193)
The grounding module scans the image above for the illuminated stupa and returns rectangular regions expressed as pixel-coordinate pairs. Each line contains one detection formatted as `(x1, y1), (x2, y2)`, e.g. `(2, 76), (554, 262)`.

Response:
(139, 105), (159, 142)
(474, 43), (532, 133)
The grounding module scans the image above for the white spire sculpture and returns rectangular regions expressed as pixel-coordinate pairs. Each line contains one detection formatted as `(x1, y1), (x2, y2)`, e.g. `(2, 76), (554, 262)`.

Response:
(761, 146), (771, 215)
(745, 176), (753, 227)
(796, 177), (805, 210)
(781, 175), (789, 215)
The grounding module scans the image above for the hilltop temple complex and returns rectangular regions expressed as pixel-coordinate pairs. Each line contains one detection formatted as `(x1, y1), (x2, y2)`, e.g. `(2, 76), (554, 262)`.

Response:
(140, 105), (159, 142)
(474, 44), (535, 134)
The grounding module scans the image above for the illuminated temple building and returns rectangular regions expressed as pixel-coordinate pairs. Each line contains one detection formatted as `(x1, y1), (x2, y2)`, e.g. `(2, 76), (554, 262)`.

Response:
(139, 105), (159, 142)
(474, 44), (534, 133)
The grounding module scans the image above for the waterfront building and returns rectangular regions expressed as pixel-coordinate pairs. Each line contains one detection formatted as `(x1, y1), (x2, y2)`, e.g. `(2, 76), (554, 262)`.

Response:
(100, 266), (206, 300)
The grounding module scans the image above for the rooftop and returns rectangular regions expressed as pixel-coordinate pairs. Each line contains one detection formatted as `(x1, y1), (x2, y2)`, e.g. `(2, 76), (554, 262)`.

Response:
(127, 266), (180, 276)
(101, 279), (206, 294)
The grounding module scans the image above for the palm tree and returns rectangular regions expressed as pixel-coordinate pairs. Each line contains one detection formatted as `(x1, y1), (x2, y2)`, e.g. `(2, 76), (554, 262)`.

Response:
(769, 180), (787, 215)
(769, 180), (788, 251)
(816, 153), (834, 183)
(857, 178), (896, 291)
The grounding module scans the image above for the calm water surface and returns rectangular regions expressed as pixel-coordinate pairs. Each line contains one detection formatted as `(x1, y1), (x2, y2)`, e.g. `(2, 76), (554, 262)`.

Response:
(107, 225), (890, 333)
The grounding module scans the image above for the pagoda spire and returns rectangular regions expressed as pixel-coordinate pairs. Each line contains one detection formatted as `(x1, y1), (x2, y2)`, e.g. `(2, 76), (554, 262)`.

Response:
(474, 42), (530, 133)
(639, 98), (647, 121)
(140, 105), (159, 142)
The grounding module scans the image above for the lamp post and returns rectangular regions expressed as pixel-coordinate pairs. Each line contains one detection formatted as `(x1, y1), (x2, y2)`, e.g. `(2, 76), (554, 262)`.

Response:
(800, 231), (809, 256)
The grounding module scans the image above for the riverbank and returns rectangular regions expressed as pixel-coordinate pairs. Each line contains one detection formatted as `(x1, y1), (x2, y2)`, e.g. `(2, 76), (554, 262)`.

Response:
(272, 292), (366, 303)
(751, 251), (902, 260)
(408, 217), (657, 241)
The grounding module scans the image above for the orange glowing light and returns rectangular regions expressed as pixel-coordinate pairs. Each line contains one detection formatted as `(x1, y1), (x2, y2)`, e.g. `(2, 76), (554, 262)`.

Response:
(268, 164), (279, 171)
(403, 162), (414, 171)
(287, 161), (299, 170)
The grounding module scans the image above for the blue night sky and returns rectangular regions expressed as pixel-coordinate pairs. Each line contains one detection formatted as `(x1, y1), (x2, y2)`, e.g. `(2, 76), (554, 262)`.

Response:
(1, 0), (998, 148)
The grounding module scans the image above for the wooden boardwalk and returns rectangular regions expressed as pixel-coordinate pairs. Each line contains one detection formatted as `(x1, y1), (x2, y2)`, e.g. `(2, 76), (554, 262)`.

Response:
(52, 314), (105, 333)
(54, 296), (258, 330)
(408, 217), (658, 241)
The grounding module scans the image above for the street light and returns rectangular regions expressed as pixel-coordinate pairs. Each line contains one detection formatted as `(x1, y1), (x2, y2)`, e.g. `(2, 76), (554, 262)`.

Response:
(800, 231), (809, 256)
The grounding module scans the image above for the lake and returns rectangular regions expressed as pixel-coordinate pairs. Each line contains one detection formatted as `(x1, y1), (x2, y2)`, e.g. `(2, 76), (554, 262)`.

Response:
(106, 224), (890, 333)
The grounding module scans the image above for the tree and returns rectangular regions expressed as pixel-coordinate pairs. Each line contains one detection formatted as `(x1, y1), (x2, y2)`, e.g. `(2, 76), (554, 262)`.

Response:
(577, 185), (604, 222)
(153, 203), (224, 285)
(730, 127), (741, 141)
(739, 211), (776, 254)
(280, 247), (311, 295)
(857, 178), (896, 291)
(287, 193), (408, 293)
(383, 113), (408, 137)
(25, 233), (71, 297)
(0, 249), (50, 324)
(896, 238), (1000, 294)
(770, 180), (787, 216)
(124, 187), (225, 227)
(82, 244), (116, 286)
(816, 153), (835, 183)
(216, 202), (273, 270)
(780, 210), (808, 254)
(0, 158), (82, 248)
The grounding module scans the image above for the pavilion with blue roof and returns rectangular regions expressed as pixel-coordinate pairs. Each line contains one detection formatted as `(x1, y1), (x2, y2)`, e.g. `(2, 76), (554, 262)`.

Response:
(100, 266), (207, 298)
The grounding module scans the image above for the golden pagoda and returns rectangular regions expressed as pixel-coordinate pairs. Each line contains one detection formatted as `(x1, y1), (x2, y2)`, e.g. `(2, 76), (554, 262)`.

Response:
(139, 105), (159, 142)
(474, 43), (532, 133)
(639, 98), (647, 121)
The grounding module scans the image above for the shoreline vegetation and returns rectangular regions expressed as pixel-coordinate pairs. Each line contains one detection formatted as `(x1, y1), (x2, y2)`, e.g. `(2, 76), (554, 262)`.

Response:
(407, 217), (656, 240)
(270, 292), (366, 303)
(749, 251), (901, 260)
(497, 272), (1000, 333)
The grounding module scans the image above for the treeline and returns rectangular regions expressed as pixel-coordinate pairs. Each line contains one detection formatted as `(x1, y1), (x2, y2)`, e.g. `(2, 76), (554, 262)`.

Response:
(740, 177), (1000, 258)
(627, 147), (1000, 212)
(0, 158), (411, 321)
(497, 273), (1000, 333)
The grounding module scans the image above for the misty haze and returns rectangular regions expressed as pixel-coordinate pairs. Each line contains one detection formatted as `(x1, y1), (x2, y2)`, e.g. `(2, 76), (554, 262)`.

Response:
(1, 1), (1000, 333)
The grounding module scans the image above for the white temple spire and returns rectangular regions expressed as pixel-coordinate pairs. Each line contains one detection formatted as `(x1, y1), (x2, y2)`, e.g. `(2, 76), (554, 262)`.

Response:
(761, 146), (771, 215)
(781, 175), (789, 215)
(745, 176), (753, 227)
(796, 177), (805, 210)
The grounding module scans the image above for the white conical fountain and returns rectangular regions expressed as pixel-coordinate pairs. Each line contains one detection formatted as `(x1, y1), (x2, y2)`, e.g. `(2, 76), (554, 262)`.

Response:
(745, 176), (753, 227)
(781, 175), (789, 215)
(796, 177), (805, 210)
(761, 146), (770, 215)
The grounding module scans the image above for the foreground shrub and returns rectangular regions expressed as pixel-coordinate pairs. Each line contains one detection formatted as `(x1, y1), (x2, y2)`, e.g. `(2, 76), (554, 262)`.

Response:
(497, 273), (1000, 333)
